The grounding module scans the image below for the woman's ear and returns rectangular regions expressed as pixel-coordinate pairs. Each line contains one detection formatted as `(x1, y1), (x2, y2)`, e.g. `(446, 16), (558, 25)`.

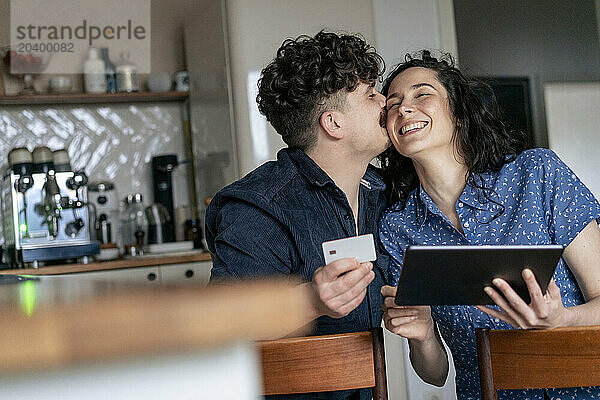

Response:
(319, 110), (344, 139)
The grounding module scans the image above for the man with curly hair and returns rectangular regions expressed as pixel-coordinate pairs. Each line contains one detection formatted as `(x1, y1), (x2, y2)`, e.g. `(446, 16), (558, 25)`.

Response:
(206, 31), (390, 399)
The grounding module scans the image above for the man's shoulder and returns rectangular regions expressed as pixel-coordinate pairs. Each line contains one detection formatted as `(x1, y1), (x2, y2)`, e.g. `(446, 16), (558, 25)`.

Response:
(208, 152), (304, 218)
(225, 161), (295, 199)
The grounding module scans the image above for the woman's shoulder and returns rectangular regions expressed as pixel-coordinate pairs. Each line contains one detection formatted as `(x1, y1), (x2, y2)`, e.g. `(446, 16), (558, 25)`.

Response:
(511, 148), (562, 167)
(502, 148), (565, 176)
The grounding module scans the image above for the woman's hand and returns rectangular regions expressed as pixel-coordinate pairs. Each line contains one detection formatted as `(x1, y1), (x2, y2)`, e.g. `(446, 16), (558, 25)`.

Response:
(382, 285), (449, 386)
(476, 268), (574, 329)
(381, 285), (435, 341)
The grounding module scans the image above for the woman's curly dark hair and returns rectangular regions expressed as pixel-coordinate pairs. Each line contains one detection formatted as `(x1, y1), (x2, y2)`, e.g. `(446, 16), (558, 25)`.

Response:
(256, 31), (384, 151)
(377, 50), (530, 217)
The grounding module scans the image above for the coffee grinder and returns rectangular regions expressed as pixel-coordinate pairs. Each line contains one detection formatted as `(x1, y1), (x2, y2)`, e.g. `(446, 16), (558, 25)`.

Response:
(150, 155), (178, 243)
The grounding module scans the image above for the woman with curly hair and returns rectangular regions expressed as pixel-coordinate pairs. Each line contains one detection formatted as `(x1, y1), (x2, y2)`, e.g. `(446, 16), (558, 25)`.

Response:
(378, 51), (600, 399)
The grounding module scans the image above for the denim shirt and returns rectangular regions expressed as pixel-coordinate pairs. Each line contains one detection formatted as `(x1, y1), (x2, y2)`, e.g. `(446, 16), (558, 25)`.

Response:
(206, 148), (389, 400)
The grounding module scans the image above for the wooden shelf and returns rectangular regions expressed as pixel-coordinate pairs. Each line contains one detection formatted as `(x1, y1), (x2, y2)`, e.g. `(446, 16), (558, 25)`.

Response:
(0, 90), (189, 105)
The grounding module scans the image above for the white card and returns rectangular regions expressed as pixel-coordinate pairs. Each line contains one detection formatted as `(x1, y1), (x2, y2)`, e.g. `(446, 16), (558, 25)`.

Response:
(322, 233), (377, 265)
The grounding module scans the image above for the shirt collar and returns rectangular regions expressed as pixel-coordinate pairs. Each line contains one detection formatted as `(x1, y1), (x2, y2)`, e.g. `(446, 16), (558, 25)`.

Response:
(414, 172), (502, 225)
(283, 148), (333, 188)
(461, 174), (503, 213)
(282, 147), (386, 192)
(415, 185), (433, 226)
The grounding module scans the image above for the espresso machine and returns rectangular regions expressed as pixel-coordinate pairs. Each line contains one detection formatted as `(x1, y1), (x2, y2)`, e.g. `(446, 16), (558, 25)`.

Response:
(0, 146), (99, 268)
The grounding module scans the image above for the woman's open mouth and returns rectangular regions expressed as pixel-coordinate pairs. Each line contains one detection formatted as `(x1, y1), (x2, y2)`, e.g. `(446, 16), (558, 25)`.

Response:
(400, 121), (428, 136)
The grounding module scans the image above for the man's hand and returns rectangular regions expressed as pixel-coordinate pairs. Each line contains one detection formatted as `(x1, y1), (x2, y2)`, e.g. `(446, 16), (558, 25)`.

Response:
(381, 285), (435, 342)
(310, 258), (375, 319)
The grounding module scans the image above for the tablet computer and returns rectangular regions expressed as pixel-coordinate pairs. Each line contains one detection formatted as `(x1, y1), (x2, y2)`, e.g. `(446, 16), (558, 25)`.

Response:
(394, 245), (564, 306)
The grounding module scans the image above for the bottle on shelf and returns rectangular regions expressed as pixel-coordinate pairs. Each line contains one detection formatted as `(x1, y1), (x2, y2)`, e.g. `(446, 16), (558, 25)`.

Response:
(116, 51), (139, 93)
(83, 47), (107, 94)
(101, 48), (118, 94)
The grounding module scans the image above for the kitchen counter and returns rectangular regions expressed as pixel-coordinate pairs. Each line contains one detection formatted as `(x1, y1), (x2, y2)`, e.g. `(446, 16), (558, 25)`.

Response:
(0, 274), (311, 381)
(0, 251), (212, 275)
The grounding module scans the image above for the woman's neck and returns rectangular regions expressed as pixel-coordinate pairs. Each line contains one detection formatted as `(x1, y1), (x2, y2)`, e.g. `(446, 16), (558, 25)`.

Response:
(413, 150), (469, 213)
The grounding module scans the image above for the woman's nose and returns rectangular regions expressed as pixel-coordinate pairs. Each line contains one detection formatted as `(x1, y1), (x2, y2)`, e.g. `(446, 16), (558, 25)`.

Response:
(400, 105), (413, 114)
(388, 104), (413, 119)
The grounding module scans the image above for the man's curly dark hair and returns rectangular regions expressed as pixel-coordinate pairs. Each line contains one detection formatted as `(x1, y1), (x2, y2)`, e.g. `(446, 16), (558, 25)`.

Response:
(378, 50), (530, 217)
(256, 31), (384, 151)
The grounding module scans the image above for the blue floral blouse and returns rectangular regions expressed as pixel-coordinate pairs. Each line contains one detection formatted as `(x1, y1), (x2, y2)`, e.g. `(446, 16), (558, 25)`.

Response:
(380, 149), (600, 400)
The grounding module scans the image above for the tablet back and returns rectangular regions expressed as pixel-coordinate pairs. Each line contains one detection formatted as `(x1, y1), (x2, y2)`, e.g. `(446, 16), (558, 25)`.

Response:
(395, 245), (564, 305)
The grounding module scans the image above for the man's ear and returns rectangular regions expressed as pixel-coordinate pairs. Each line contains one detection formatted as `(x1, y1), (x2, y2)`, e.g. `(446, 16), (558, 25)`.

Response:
(319, 110), (343, 139)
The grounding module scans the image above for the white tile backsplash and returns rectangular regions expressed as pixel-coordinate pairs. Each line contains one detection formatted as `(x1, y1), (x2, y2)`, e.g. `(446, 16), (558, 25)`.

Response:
(0, 102), (190, 209)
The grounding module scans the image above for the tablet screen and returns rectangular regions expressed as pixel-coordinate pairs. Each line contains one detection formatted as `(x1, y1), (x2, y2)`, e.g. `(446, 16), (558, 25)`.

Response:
(394, 245), (564, 306)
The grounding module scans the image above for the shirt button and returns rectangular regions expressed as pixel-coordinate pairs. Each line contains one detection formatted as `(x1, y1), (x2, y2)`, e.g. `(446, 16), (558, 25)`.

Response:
(458, 202), (464, 208)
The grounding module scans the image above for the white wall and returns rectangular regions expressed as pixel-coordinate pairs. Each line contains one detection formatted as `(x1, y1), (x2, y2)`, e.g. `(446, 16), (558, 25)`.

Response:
(373, 0), (458, 71)
(545, 82), (600, 199)
(225, 0), (376, 176)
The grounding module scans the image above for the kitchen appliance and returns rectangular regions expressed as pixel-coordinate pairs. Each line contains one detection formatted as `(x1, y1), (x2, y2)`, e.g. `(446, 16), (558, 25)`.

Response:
(145, 240), (194, 254)
(145, 203), (171, 244)
(120, 193), (147, 255)
(88, 181), (120, 247)
(52, 149), (72, 172)
(151, 155), (178, 243)
(1, 147), (99, 268)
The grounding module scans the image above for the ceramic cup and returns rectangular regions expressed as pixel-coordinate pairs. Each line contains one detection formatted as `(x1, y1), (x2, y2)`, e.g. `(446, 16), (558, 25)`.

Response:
(147, 72), (171, 92)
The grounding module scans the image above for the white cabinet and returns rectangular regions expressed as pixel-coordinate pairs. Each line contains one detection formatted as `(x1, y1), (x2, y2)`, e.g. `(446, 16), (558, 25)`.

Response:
(63, 262), (212, 285)
(159, 262), (212, 285)
(66, 266), (162, 284)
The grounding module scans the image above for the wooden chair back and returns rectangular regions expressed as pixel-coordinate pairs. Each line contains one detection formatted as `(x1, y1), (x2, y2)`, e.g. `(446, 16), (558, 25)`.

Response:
(476, 326), (600, 400)
(258, 327), (388, 399)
